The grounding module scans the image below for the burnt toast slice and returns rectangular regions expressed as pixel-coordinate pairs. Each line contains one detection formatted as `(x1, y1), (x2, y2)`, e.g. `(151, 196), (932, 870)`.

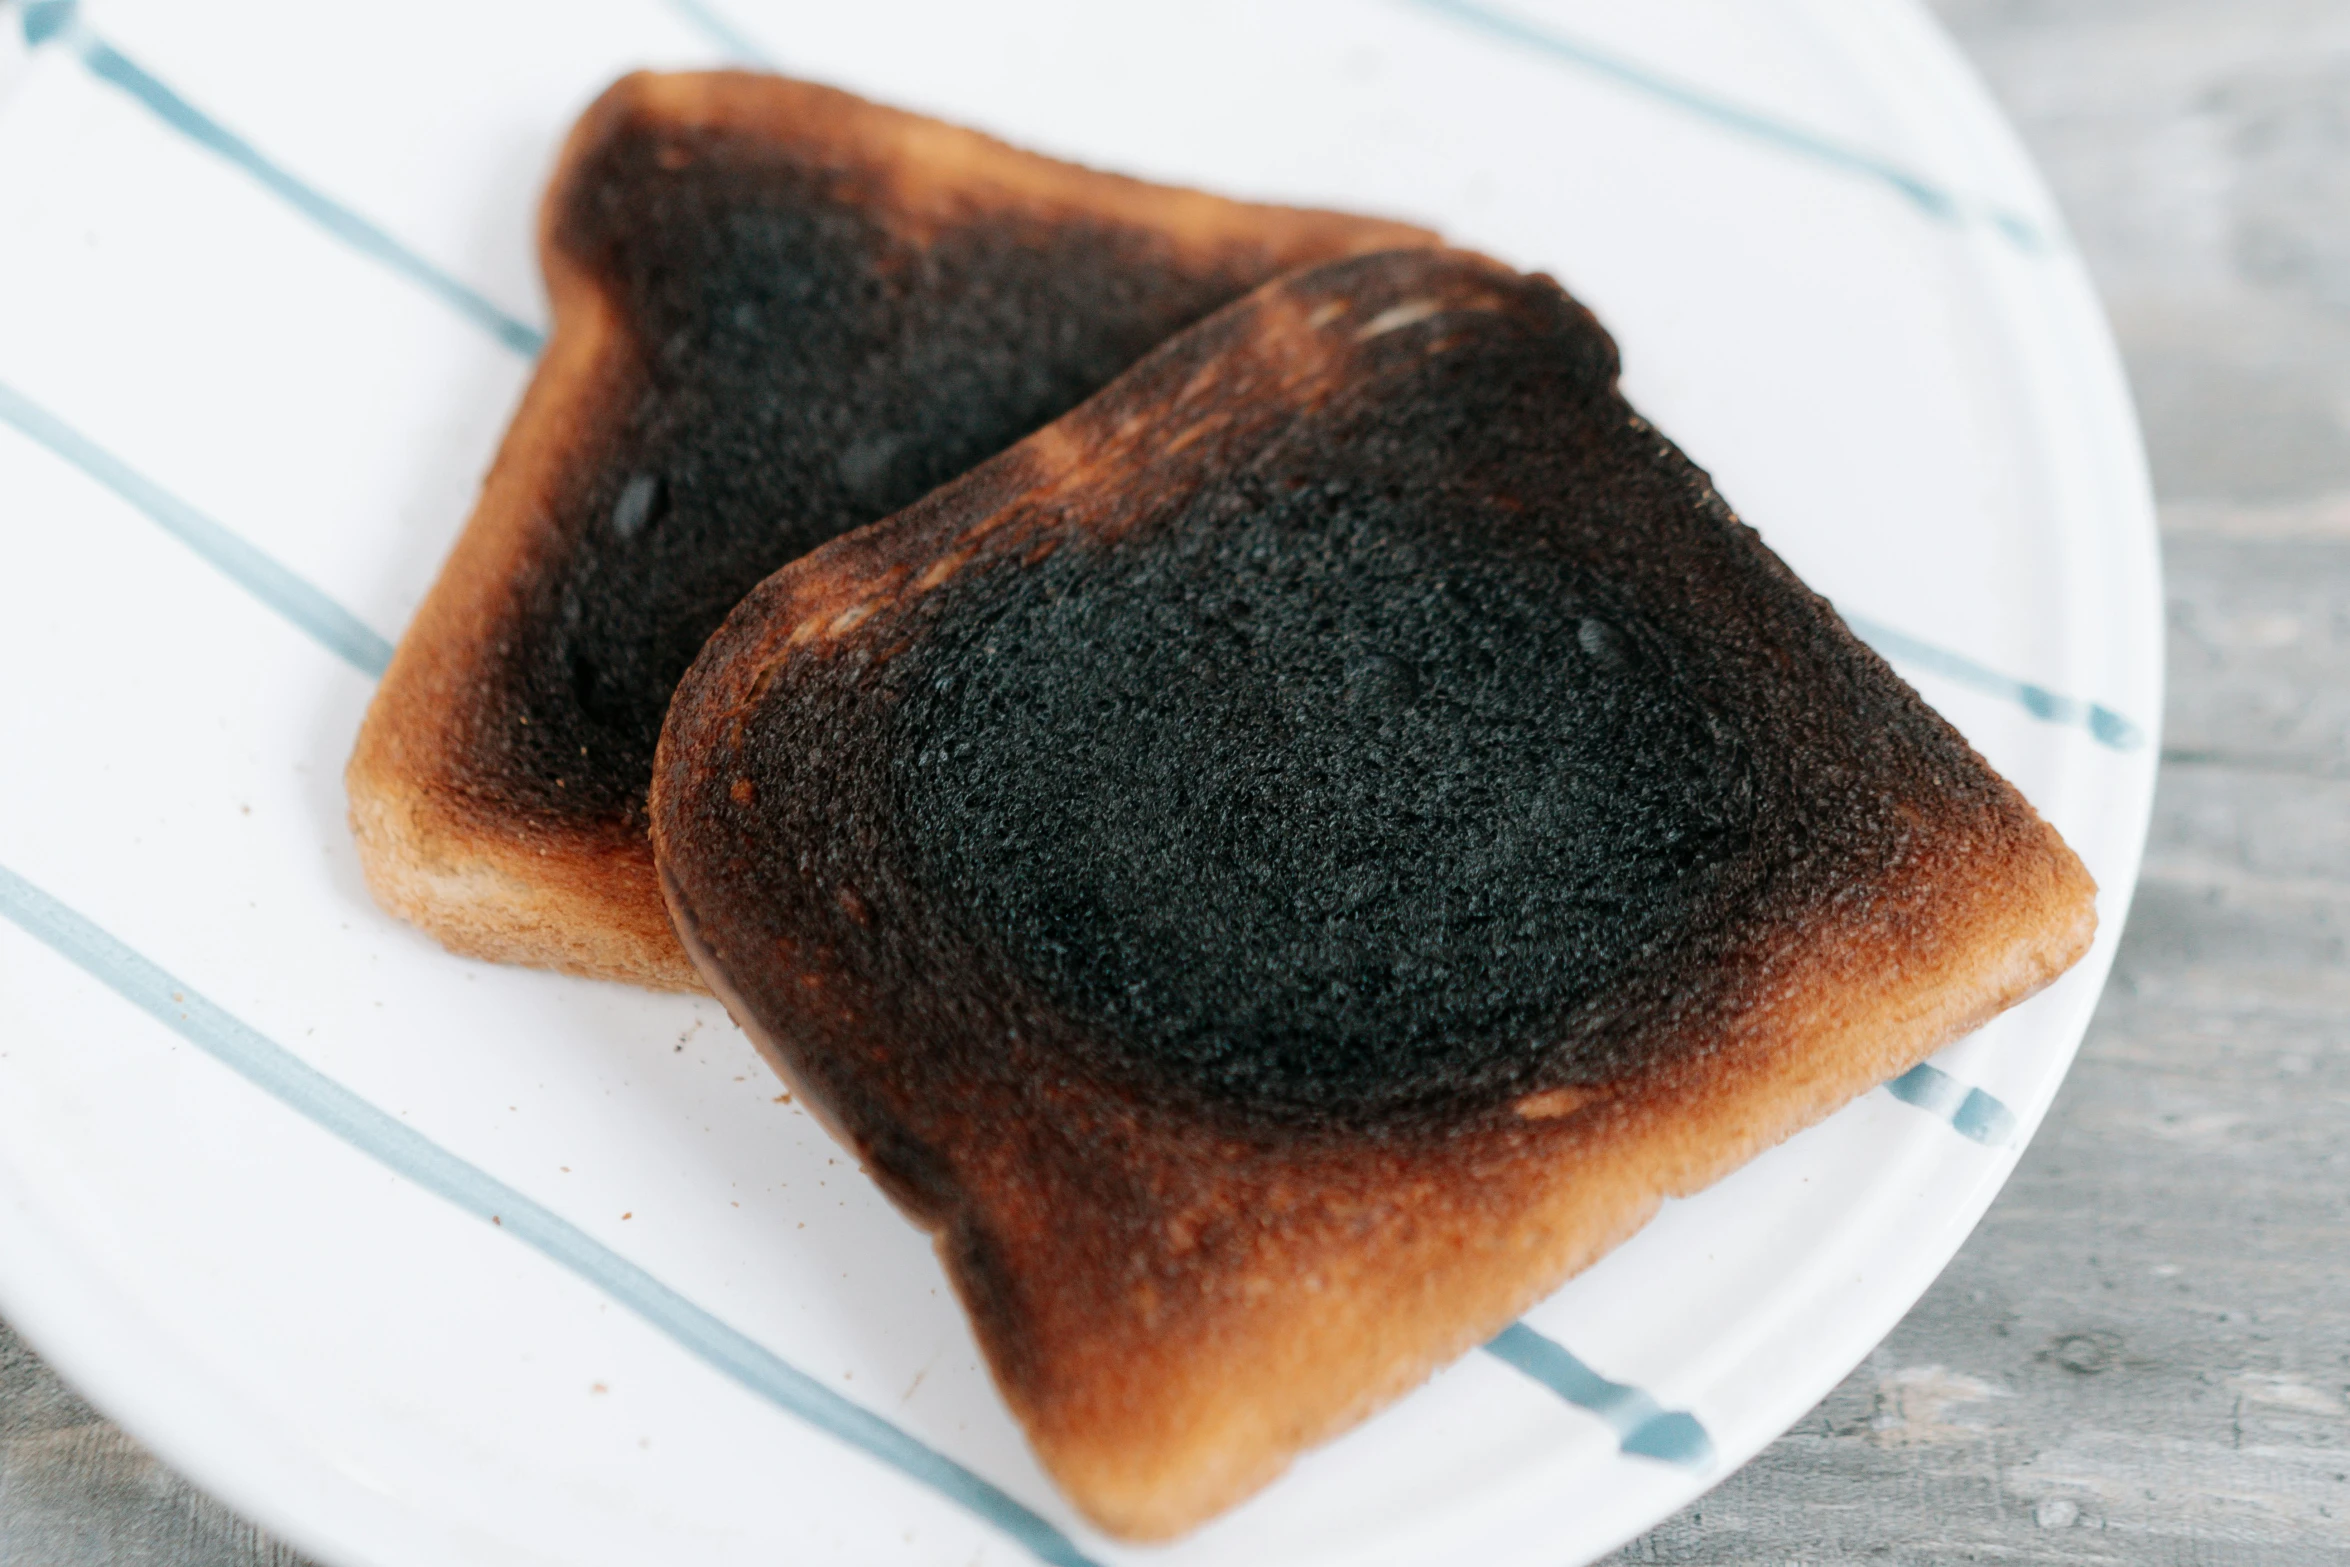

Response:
(345, 72), (1433, 988)
(649, 248), (2097, 1537)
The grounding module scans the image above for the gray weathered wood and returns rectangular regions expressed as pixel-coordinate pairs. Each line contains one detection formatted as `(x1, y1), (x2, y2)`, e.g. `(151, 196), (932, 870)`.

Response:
(4, 1), (2347, 1562)
(0, 1322), (314, 1566)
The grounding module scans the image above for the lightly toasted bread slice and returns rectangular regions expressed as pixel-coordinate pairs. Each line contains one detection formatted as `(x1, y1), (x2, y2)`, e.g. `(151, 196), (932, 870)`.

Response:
(648, 247), (2099, 1537)
(345, 71), (1433, 988)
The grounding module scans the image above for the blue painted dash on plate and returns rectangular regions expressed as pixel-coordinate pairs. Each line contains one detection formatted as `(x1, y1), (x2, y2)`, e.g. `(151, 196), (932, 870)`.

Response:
(0, 379), (392, 676)
(20, 0), (543, 357)
(662, 0), (777, 68)
(1394, 0), (2053, 252)
(1483, 1321), (1714, 1468)
(1885, 1062), (2017, 1148)
(1844, 614), (2142, 751)
(0, 863), (1098, 1567)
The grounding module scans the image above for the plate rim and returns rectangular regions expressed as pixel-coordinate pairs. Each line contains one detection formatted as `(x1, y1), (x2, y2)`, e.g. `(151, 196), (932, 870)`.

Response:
(0, 2), (2162, 1563)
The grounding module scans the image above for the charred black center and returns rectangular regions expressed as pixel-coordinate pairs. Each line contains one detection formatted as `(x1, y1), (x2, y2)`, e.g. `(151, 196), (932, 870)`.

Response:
(889, 481), (1764, 1125)
(490, 117), (1298, 827)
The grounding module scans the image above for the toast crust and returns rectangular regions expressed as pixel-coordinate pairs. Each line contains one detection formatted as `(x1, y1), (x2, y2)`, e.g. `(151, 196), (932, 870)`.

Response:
(345, 71), (1432, 988)
(668, 840), (2089, 1537)
(650, 249), (2098, 1536)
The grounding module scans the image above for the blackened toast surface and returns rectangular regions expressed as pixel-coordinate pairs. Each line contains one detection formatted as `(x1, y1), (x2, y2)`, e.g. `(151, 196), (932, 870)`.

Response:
(345, 71), (1433, 987)
(650, 248), (2097, 1535)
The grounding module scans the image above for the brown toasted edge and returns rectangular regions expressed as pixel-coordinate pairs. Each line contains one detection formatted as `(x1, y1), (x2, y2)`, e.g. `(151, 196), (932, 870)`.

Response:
(643, 248), (2102, 1531)
(663, 740), (2095, 1537)
(1027, 815), (2095, 1538)
(342, 70), (1435, 990)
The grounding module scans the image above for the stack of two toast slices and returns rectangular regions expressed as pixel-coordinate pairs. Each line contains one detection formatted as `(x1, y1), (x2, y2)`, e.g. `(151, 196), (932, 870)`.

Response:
(348, 71), (2096, 1540)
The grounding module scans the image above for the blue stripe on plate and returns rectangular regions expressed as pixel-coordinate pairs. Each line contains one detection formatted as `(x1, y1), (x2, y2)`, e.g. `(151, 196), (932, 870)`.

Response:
(662, 0), (777, 68)
(0, 379), (392, 676)
(1885, 1062), (2018, 1147)
(0, 862), (1101, 1567)
(0, 363), (2139, 754)
(1, 358), (2130, 755)
(19, 0), (544, 358)
(1484, 1323), (1714, 1467)
(1394, 0), (2053, 251)
(1846, 614), (2143, 751)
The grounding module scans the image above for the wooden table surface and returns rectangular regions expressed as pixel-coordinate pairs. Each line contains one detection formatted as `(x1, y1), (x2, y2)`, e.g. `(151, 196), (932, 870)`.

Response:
(5, 1), (2345, 1562)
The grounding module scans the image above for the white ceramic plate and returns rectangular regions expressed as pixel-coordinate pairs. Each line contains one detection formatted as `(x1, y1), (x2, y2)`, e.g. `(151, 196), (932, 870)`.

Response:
(0, 1), (2159, 1563)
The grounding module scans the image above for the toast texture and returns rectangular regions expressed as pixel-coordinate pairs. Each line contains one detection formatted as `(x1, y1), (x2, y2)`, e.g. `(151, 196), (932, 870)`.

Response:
(345, 71), (1433, 988)
(649, 248), (2098, 1537)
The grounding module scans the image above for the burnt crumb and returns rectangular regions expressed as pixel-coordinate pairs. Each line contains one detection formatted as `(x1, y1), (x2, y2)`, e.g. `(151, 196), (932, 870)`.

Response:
(609, 472), (664, 540)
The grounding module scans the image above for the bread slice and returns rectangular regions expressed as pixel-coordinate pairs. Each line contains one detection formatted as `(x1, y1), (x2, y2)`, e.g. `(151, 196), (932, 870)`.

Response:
(345, 71), (1433, 989)
(648, 247), (2097, 1538)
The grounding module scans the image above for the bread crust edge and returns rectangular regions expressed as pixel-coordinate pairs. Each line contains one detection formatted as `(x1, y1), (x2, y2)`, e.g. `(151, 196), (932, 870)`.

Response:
(343, 71), (1435, 990)
(640, 242), (2106, 1538)
(1034, 820), (2096, 1538)
(653, 577), (2100, 1538)
(345, 75), (704, 991)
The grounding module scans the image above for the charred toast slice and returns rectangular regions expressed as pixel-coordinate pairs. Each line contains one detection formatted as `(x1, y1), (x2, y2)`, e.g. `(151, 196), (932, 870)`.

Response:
(649, 248), (2097, 1537)
(345, 71), (1432, 988)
